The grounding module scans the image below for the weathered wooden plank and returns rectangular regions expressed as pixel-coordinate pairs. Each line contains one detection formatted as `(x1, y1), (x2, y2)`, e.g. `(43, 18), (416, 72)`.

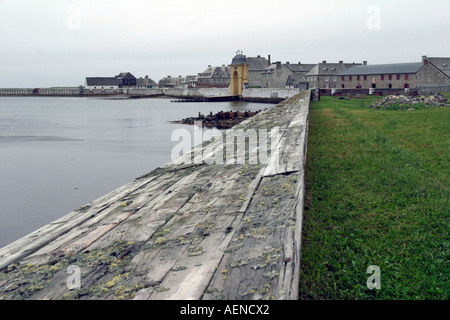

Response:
(147, 178), (248, 299)
(203, 172), (304, 300)
(127, 166), (245, 299)
(262, 100), (309, 177)
(88, 165), (212, 248)
(16, 172), (179, 265)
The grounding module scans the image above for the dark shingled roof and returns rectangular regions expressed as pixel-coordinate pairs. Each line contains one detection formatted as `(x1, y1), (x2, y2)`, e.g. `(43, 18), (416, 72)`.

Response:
(339, 62), (424, 75)
(85, 77), (118, 86)
(285, 63), (316, 73)
(247, 57), (269, 71)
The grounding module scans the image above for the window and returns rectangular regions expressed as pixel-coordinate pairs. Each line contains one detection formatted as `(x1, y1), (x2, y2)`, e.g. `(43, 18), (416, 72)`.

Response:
(404, 83), (409, 88)
(388, 75), (392, 80)
(342, 84), (345, 88)
(357, 76), (360, 81)
(381, 75), (385, 80)
(397, 74), (400, 80)
(405, 74), (409, 80)
(364, 75), (367, 81)
(342, 76), (345, 81)
(349, 76), (353, 81)
(388, 84), (392, 88)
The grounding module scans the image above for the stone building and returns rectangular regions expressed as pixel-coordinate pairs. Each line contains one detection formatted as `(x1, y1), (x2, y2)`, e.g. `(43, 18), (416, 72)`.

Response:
(181, 75), (198, 89)
(412, 60), (450, 88)
(196, 65), (230, 88)
(136, 75), (157, 89)
(262, 61), (315, 89)
(158, 75), (185, 88)
(422, 56), (450, 77)
(338, 60), (450, 90)
(306, 61), (361, 89)
(246, 55), (270, 88)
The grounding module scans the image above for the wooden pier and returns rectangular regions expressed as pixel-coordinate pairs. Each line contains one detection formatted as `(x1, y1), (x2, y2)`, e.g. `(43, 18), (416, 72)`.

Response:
(0, 91), (311, 300)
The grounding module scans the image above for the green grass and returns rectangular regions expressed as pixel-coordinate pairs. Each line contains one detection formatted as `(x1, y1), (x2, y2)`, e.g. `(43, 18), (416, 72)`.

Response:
(299, 96), (449, 300)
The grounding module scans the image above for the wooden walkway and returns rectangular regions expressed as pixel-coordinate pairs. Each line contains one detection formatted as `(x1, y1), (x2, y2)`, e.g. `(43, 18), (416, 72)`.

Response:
(0, 90), (310, 300)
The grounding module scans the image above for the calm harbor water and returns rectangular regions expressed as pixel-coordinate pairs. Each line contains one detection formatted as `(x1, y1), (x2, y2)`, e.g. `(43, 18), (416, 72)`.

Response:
(0, 96), (268, 248)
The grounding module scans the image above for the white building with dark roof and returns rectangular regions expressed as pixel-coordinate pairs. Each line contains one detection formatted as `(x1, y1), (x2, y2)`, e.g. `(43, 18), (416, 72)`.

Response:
(85, 77), (119, 90)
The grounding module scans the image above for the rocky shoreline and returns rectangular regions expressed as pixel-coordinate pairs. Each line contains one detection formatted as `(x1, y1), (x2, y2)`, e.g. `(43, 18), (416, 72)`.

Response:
(368, 94), (449, 109)
(171, 109), (264, 129)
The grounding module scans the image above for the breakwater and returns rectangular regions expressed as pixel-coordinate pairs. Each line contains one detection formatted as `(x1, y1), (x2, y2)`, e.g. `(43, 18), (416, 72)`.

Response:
(0, 90), (311, 300)
(171, 109), (263, 129)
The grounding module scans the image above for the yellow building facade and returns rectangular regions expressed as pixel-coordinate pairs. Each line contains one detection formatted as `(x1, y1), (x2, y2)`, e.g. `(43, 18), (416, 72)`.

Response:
(230, 52), (249, 96)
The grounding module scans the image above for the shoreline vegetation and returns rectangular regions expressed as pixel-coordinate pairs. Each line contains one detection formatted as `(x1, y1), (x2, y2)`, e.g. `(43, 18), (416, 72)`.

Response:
(300, 95), (449, 299)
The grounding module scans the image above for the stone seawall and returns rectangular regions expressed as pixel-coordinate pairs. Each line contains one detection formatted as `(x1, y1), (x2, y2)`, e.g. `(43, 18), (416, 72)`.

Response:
(0, 90), (311, 301)
(0, 87), (303, 103)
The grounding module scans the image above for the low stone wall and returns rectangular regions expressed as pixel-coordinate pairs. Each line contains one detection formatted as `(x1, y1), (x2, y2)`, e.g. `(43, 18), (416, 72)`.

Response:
(128, 88), (163, 96)
(162, 88), (231, 98)
(242, 88), (300, 99)
(417, 85), (450, 95)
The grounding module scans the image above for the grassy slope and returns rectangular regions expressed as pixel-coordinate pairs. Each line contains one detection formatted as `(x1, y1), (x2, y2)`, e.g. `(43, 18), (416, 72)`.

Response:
(299, 96), (449, 300)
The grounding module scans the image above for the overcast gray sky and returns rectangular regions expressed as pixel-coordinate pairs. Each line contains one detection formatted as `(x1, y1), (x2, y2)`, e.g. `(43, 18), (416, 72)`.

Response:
(0, 0), (449, 87)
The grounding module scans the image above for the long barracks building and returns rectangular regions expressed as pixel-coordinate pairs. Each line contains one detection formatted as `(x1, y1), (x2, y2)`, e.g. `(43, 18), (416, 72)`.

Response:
(337, 58), (450, 90)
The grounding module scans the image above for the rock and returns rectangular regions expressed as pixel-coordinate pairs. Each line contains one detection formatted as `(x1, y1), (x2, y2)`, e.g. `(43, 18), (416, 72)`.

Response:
(173, 110), (262, 129)
(368, 94), (448, 109)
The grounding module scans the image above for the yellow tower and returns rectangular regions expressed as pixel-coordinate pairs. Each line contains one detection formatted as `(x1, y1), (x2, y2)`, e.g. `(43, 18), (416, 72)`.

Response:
(230, 51), (249, 96)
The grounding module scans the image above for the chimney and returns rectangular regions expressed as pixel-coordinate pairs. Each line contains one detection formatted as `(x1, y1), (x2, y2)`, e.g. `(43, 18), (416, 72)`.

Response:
(257, 55), (261, 58)
(322, 60), (327, 64)
(422, 55), (429, 65)
(339, 61), (343, 64)
(268, 54), (271, 66)
(298, 62), (301, 65)
(363, 61), (367, 65)
(286, 61), (290, 64)
(276, 61), (281, 70)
